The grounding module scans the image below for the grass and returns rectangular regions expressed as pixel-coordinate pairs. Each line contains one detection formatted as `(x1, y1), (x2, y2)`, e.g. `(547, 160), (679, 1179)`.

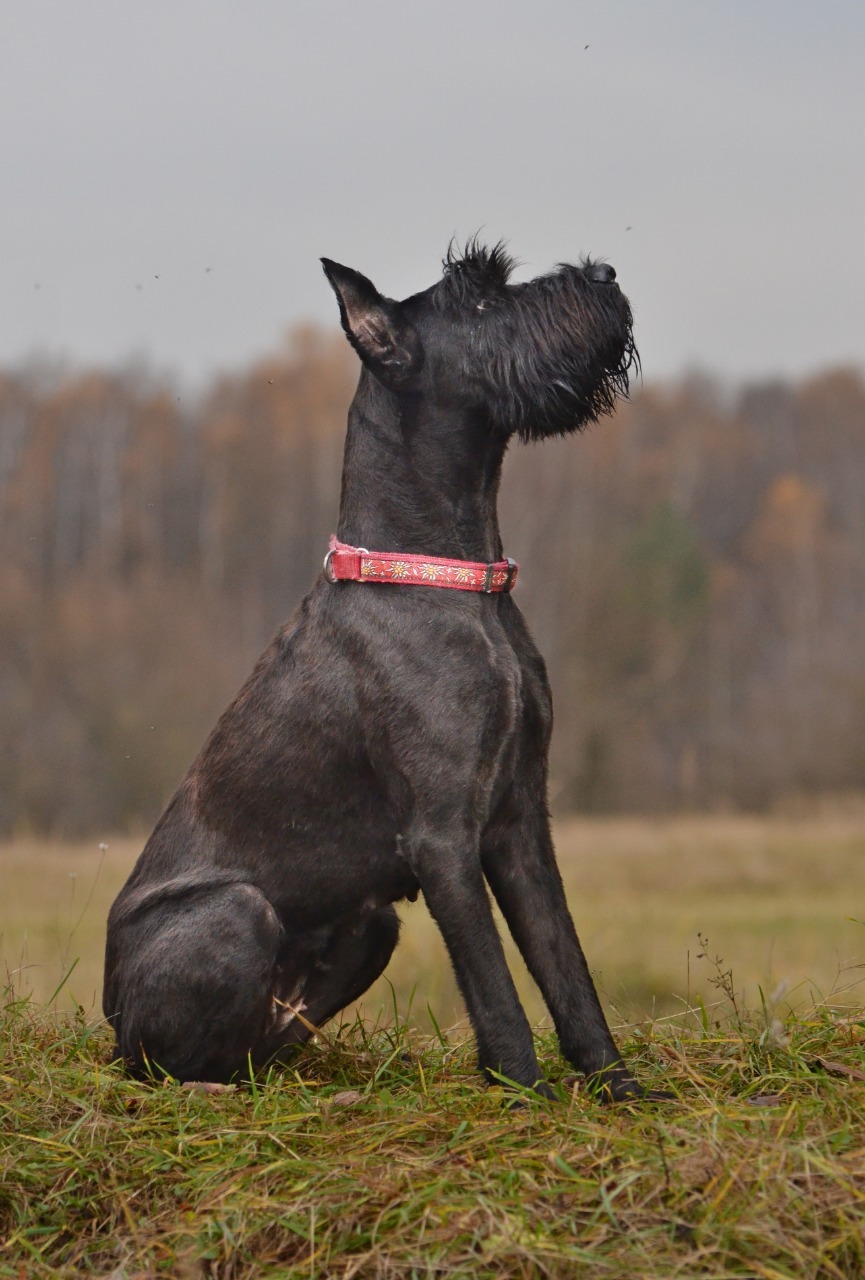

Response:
(1, 987), (864, 1278)
(1, 815), (864, 1276)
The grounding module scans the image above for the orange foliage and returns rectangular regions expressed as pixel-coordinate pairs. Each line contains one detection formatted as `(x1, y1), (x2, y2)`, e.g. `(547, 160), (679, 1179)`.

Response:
(1, 342), (864, 830)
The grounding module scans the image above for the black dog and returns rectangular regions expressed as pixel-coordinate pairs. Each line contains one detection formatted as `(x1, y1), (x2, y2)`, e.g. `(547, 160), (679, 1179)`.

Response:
(104, 240), (654, 1101)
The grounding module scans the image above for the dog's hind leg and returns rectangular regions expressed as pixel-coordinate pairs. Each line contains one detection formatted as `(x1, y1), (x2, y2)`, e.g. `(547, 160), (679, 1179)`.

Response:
(107, 880), (288, 1083)
(258, 904), (400, 1065)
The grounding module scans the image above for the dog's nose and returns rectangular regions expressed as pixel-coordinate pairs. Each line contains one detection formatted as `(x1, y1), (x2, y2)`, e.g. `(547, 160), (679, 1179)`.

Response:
(586, 262), (616, 284)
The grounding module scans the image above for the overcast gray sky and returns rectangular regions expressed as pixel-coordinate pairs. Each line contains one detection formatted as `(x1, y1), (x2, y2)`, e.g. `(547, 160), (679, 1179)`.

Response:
(2, 1), (864, 387)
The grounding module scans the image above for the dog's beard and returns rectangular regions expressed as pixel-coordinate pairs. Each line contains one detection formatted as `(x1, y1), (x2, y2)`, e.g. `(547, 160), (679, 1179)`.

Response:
(433, 243), (638, 442)
(485, 265), (638, 442)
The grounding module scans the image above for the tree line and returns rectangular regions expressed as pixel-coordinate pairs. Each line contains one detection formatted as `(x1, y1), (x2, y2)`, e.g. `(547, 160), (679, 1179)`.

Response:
(1, 329), (863, 833)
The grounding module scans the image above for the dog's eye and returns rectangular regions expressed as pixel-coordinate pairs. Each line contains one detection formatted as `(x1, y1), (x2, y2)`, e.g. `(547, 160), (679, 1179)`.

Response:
(476, 302), (487, 313)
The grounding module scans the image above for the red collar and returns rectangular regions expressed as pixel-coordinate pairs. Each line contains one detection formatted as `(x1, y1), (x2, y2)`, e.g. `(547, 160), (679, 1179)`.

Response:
(324, 536), (518, 593)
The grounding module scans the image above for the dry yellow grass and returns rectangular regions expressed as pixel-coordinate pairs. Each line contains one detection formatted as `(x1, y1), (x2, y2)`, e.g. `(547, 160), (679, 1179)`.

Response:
(1, 814), (863, 1028)
(4, 815), (864, 1279)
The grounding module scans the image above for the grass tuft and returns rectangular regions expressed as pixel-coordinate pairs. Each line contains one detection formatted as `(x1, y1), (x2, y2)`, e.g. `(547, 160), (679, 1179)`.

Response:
(2, 989), (864, 1278)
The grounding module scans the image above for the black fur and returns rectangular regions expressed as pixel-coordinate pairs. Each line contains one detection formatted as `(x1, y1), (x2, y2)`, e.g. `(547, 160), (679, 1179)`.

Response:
(434, 237), (638, 441)
(103, 241), (659, 1101)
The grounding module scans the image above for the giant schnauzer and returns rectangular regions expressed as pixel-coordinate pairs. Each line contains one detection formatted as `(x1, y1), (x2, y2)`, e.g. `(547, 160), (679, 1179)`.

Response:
(104, 239), (659, 1101)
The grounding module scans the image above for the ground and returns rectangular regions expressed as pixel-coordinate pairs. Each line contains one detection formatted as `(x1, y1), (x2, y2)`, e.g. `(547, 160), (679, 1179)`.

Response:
(1, 995), (864, 1277)
(1, 815), (864, 1277)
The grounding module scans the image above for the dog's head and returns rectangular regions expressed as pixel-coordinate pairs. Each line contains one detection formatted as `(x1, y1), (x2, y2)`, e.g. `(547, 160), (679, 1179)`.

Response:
(322, 238), (637, 442)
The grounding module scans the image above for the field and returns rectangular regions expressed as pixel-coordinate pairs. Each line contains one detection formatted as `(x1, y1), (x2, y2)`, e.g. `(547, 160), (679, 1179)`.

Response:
(2, 814), (864, 1022)
(2, 815), (864, 1277)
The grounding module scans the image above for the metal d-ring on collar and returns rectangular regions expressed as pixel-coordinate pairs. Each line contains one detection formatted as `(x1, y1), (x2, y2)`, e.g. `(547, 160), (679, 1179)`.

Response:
(323, 546), (368, 583)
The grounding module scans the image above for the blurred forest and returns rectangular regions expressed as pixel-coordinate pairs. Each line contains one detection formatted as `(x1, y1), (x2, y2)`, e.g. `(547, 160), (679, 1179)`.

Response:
(1, 329), (864, 834)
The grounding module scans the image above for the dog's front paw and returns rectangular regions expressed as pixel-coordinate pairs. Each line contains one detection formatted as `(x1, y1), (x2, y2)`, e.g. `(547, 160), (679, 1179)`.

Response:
(582, 1066), (674, 1105)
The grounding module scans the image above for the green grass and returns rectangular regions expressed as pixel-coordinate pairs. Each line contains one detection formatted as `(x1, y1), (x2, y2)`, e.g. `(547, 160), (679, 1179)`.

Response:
(1, 988), (864, 1278)
(2, 816), (864, 1276)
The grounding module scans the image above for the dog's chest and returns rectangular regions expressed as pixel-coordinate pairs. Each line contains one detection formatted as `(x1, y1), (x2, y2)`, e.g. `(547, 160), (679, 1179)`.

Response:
(475, 615), (551, 791)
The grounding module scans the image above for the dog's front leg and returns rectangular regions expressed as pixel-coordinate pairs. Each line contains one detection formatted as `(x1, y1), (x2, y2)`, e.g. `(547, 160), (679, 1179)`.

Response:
(481, 809), (649, 1101)
(407, 822), (552, 1097)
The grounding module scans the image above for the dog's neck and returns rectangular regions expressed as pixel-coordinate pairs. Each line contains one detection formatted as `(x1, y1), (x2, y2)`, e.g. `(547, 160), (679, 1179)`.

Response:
(336, 370), (508, 562)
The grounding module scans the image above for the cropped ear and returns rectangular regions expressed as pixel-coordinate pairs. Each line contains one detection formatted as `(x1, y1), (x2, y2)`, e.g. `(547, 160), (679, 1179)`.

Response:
(321, 258), (422, 386)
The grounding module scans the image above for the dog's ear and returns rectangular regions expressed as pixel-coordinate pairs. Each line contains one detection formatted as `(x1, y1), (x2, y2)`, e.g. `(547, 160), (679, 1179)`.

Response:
(321, 258), (422, 387)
